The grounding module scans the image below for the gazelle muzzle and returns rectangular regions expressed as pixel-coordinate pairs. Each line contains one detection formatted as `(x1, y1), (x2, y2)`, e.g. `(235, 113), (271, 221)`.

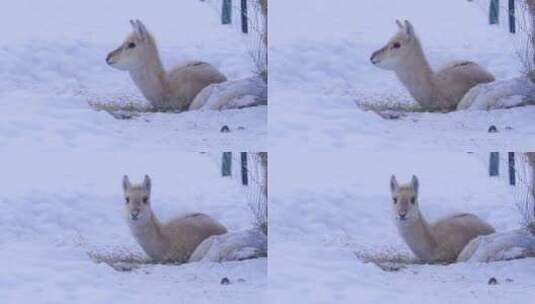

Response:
(370, 46), (386, 65)
(106, 48), (122, 65)
(130, 208), (140, 220)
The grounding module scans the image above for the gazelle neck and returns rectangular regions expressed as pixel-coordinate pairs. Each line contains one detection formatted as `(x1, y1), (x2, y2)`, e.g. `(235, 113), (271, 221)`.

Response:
(128, 51), (169, 106)
(397, 210), (437, 261)
(128, 210), (168, 260)
(394, 40), (436, 108)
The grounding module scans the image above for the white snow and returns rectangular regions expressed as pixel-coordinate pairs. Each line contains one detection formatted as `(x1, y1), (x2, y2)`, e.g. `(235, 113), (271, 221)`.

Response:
(190, 229), (267, 262)
(458, 228), (535, 262)
(458, 76), (535, 110)
(0, 0), (266, 152)
(191, 76), (267, 110)
(0, 152), (266, 303)
(270, 0), (535, 150)
(269, 152), (535, 303)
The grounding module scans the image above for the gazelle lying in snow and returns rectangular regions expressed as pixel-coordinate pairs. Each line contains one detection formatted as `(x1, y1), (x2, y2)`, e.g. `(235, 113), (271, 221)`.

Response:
(122, 175), (227, 263)
(371, 20), (495, 111)
(390, 175), (494, 263)
(107, 20), (227, 111)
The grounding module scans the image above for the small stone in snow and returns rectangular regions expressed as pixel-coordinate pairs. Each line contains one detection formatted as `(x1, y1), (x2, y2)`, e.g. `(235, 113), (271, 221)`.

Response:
(488, 277), (498, 285)
(220, 277), (231, 285)
(220, 125), (230, 133)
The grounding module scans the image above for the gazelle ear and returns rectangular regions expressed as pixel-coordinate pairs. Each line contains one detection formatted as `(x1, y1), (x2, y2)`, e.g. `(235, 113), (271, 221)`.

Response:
(410, 175), (419, 195)
(395, 19), (403, 29)
(390, 175), (399, 194)
(123, 175), (131, 192)
(129, 19), (139, 36)
(135, 19), (148, 40)
(129, 19), (145, 40)
(143, 174), (151, 194)
(404, 20), (415, 37)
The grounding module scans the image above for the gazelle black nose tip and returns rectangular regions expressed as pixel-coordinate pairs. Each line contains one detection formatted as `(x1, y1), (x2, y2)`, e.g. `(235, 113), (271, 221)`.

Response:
(130, 209), (140, 220)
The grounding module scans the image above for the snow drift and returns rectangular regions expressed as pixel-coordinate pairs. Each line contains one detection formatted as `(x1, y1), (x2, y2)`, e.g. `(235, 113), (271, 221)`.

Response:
(458, 227), (535, 262)
(190, 76), (267, 111)
(458, 76), (535, 110)
(190, 229), (267, 262)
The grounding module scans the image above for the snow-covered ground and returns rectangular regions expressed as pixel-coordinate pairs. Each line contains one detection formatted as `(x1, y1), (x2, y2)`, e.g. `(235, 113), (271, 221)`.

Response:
(0, 152), (266, 303)
(270, 0), (535, 150)
(0, 0), (266, 151)
(269, 152), (535, 303)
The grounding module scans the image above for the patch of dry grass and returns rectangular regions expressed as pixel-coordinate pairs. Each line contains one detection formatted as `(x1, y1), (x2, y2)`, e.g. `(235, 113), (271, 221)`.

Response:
(354, 248), (425, 272)
(87, 248), (155, 272)
(88, 100), (159, 120)
(354, 93), (430, 120)
(356, 100), (425, 113)
(89, 101), (154, 113)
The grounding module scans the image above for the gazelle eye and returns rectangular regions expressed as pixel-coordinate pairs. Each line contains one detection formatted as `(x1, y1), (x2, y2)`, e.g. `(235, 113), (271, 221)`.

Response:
(142, 197), (148, 204)
(410, 198), (416, 204)
(128, 42), (136, 49)
(392, 42), (401, 49)
(393, 198), (398, 204)
(125, 197), (130, 204)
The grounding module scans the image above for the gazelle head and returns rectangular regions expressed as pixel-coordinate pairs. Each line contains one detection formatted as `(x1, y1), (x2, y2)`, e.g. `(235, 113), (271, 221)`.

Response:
(390, 175), (420, 222)
(106, 20), (157, 71)
(122, 175), (152, 223)
(370, 20), (419, 70)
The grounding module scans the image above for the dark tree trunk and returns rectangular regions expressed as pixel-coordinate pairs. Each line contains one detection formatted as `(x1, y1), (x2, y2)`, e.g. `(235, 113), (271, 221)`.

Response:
(259, 0), (268, 82)
(526, 152), (535, 216)
(257, 152), (268, 235)
(260, 0), (267, 16)
(258, 152), (268, 198)
(526, 0), (535, 79)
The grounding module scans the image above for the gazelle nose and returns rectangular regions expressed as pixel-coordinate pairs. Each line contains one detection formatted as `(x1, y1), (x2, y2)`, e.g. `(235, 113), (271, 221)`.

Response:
(131, 209), (140, 219)
(106, 54), (112, 64)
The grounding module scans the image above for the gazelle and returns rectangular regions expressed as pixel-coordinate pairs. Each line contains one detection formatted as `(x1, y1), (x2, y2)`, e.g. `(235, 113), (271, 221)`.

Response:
(122, 175), (227, 263)
(107, 20), (227, 111)
(371, 20), (495, 111)
(390, 175), (495, 263)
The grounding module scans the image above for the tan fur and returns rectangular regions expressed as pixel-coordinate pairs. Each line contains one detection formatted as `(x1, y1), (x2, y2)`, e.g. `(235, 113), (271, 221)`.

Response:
(390, 175), (495, 263)
(107, 20), (227, 111)
(371, 20), (495, 111)
(122, 175), (227, 263)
